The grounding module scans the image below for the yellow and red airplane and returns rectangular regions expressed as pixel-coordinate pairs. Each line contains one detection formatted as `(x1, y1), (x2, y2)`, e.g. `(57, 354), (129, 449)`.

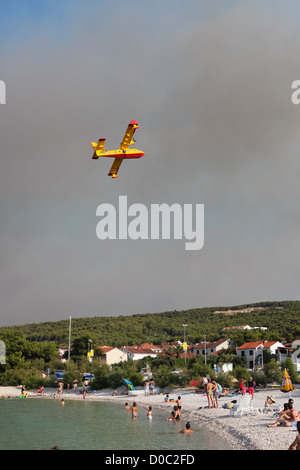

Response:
(91, 120), (145, 178)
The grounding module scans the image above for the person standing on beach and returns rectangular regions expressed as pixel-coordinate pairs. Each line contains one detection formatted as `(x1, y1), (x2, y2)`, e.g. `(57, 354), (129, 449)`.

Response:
(247, 377), (256, 399)
(206, 379), (216, 408)
(212, 380), (220, 408)
(72, 379), (78, 392)
(149, 380), (155, 395)
(144, 380), (150, 396)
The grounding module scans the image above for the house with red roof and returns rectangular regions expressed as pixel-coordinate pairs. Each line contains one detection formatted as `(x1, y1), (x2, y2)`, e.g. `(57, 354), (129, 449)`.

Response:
(236, 340), (286, 370)
(191, 338), (232, 356)
(97, 346), (128, 366)
(122, 344), (162, 361)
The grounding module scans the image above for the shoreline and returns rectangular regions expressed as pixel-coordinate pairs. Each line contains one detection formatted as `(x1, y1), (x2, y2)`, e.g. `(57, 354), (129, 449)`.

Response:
(1, 386), (299, 450)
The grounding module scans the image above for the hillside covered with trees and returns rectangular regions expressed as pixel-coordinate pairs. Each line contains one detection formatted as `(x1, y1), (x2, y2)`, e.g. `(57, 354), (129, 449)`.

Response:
(0, 300), (299, 348)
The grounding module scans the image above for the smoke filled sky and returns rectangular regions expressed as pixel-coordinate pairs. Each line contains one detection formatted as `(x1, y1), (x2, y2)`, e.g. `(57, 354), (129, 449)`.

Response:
(1, 0), (300, 326)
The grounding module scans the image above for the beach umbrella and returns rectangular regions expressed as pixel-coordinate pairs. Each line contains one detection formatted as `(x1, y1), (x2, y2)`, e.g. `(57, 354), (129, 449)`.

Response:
(280, 368), (293, 392)
(123, 379), (136, 391)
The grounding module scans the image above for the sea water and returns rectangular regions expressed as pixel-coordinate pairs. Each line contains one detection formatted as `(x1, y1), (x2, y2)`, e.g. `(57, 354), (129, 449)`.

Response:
(0, 398), (231, 450)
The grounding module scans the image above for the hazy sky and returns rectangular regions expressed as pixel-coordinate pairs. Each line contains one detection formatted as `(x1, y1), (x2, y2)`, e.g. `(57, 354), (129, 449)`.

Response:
(1, 0), (300, 326)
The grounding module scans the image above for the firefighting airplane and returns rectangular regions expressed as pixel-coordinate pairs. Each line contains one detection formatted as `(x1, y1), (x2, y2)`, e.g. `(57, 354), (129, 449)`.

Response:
(91, 120), (145, 178)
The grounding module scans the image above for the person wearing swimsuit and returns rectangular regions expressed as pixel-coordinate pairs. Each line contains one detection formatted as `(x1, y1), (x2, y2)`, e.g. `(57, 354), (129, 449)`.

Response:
(141, 404), (153, 418)
(127, 402), (138, 418)
(176, 396), (182, 417)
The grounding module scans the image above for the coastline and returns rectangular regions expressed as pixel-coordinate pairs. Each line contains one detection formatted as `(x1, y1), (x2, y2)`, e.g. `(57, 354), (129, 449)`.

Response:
(1, 386), (299, 450)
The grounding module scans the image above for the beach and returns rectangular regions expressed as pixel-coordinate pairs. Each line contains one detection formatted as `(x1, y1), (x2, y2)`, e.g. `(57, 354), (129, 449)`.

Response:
(1, 386), (299, 450)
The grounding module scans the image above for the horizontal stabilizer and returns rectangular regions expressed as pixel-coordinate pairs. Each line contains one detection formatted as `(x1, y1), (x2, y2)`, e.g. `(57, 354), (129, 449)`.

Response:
(91, 138), (106, 159)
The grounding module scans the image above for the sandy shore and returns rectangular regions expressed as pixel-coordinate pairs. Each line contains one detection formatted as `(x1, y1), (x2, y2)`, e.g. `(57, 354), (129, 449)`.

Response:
(1, 385), (299, 450)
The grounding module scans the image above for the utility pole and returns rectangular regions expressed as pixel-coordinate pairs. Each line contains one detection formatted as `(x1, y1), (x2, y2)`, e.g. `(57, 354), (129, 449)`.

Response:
(183, 324), (188, 366)
(204, 334), (207, 365)
(68, 316), (71, 362)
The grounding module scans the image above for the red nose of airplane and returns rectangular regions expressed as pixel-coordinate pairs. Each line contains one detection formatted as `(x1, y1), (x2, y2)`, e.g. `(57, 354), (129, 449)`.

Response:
(129, 120), (139, 127)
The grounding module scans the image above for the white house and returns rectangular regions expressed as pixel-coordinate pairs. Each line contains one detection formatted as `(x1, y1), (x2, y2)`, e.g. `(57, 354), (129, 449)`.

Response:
(290, 339), (300, 372)
(123, 344), (161, 361)
(236, 340), (286, 369)
(97, 346), (128, 366)
(291, 339), (300, 349)
(222, 325), (267, 331)
(222, 325), (252, 331)
(191, 338), (232, 356)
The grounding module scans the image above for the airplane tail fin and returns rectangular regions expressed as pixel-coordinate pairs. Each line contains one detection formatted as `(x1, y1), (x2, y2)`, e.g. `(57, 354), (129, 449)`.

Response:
(91, 138), (106, 159)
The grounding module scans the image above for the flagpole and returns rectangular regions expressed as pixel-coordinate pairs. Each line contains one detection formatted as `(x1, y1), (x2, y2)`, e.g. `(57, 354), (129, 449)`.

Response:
(68, 316), (71, 362)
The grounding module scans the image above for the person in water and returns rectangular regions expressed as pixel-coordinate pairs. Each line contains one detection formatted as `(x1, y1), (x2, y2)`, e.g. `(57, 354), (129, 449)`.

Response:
(180, 422), (193, 433)
(173, 406), (180, 420)
(176, 396), (182, 417)
(126, 402), (138, 418)
(141, 404), (153, 418)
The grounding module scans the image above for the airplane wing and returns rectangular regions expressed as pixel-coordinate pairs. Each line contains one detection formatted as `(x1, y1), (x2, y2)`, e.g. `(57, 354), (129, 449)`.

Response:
(91, 138), (106, 159)
(108, 157), (124, 178)
(119, 120), (139, 151)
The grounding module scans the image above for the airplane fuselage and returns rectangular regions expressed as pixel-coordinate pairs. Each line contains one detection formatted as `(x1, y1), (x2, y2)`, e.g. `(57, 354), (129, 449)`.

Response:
(99, 148), (145, 159)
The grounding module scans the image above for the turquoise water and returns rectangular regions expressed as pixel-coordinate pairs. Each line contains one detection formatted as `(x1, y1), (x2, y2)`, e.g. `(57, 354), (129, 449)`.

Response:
(0, 398), (231, 450)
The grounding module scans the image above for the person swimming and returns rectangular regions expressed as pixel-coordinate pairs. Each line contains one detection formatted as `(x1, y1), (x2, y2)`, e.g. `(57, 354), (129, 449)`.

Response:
(180, 422), (193, 433)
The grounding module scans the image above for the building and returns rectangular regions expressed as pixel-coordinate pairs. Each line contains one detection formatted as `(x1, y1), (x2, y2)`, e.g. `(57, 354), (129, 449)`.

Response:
(222, 325), (267, 331)
(236, 340), (286, 369)
(191, 338), (232, 356)
(97, 346), (128, 366)
(123, 344), (161, 361)
(222, 325), (252, 331)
